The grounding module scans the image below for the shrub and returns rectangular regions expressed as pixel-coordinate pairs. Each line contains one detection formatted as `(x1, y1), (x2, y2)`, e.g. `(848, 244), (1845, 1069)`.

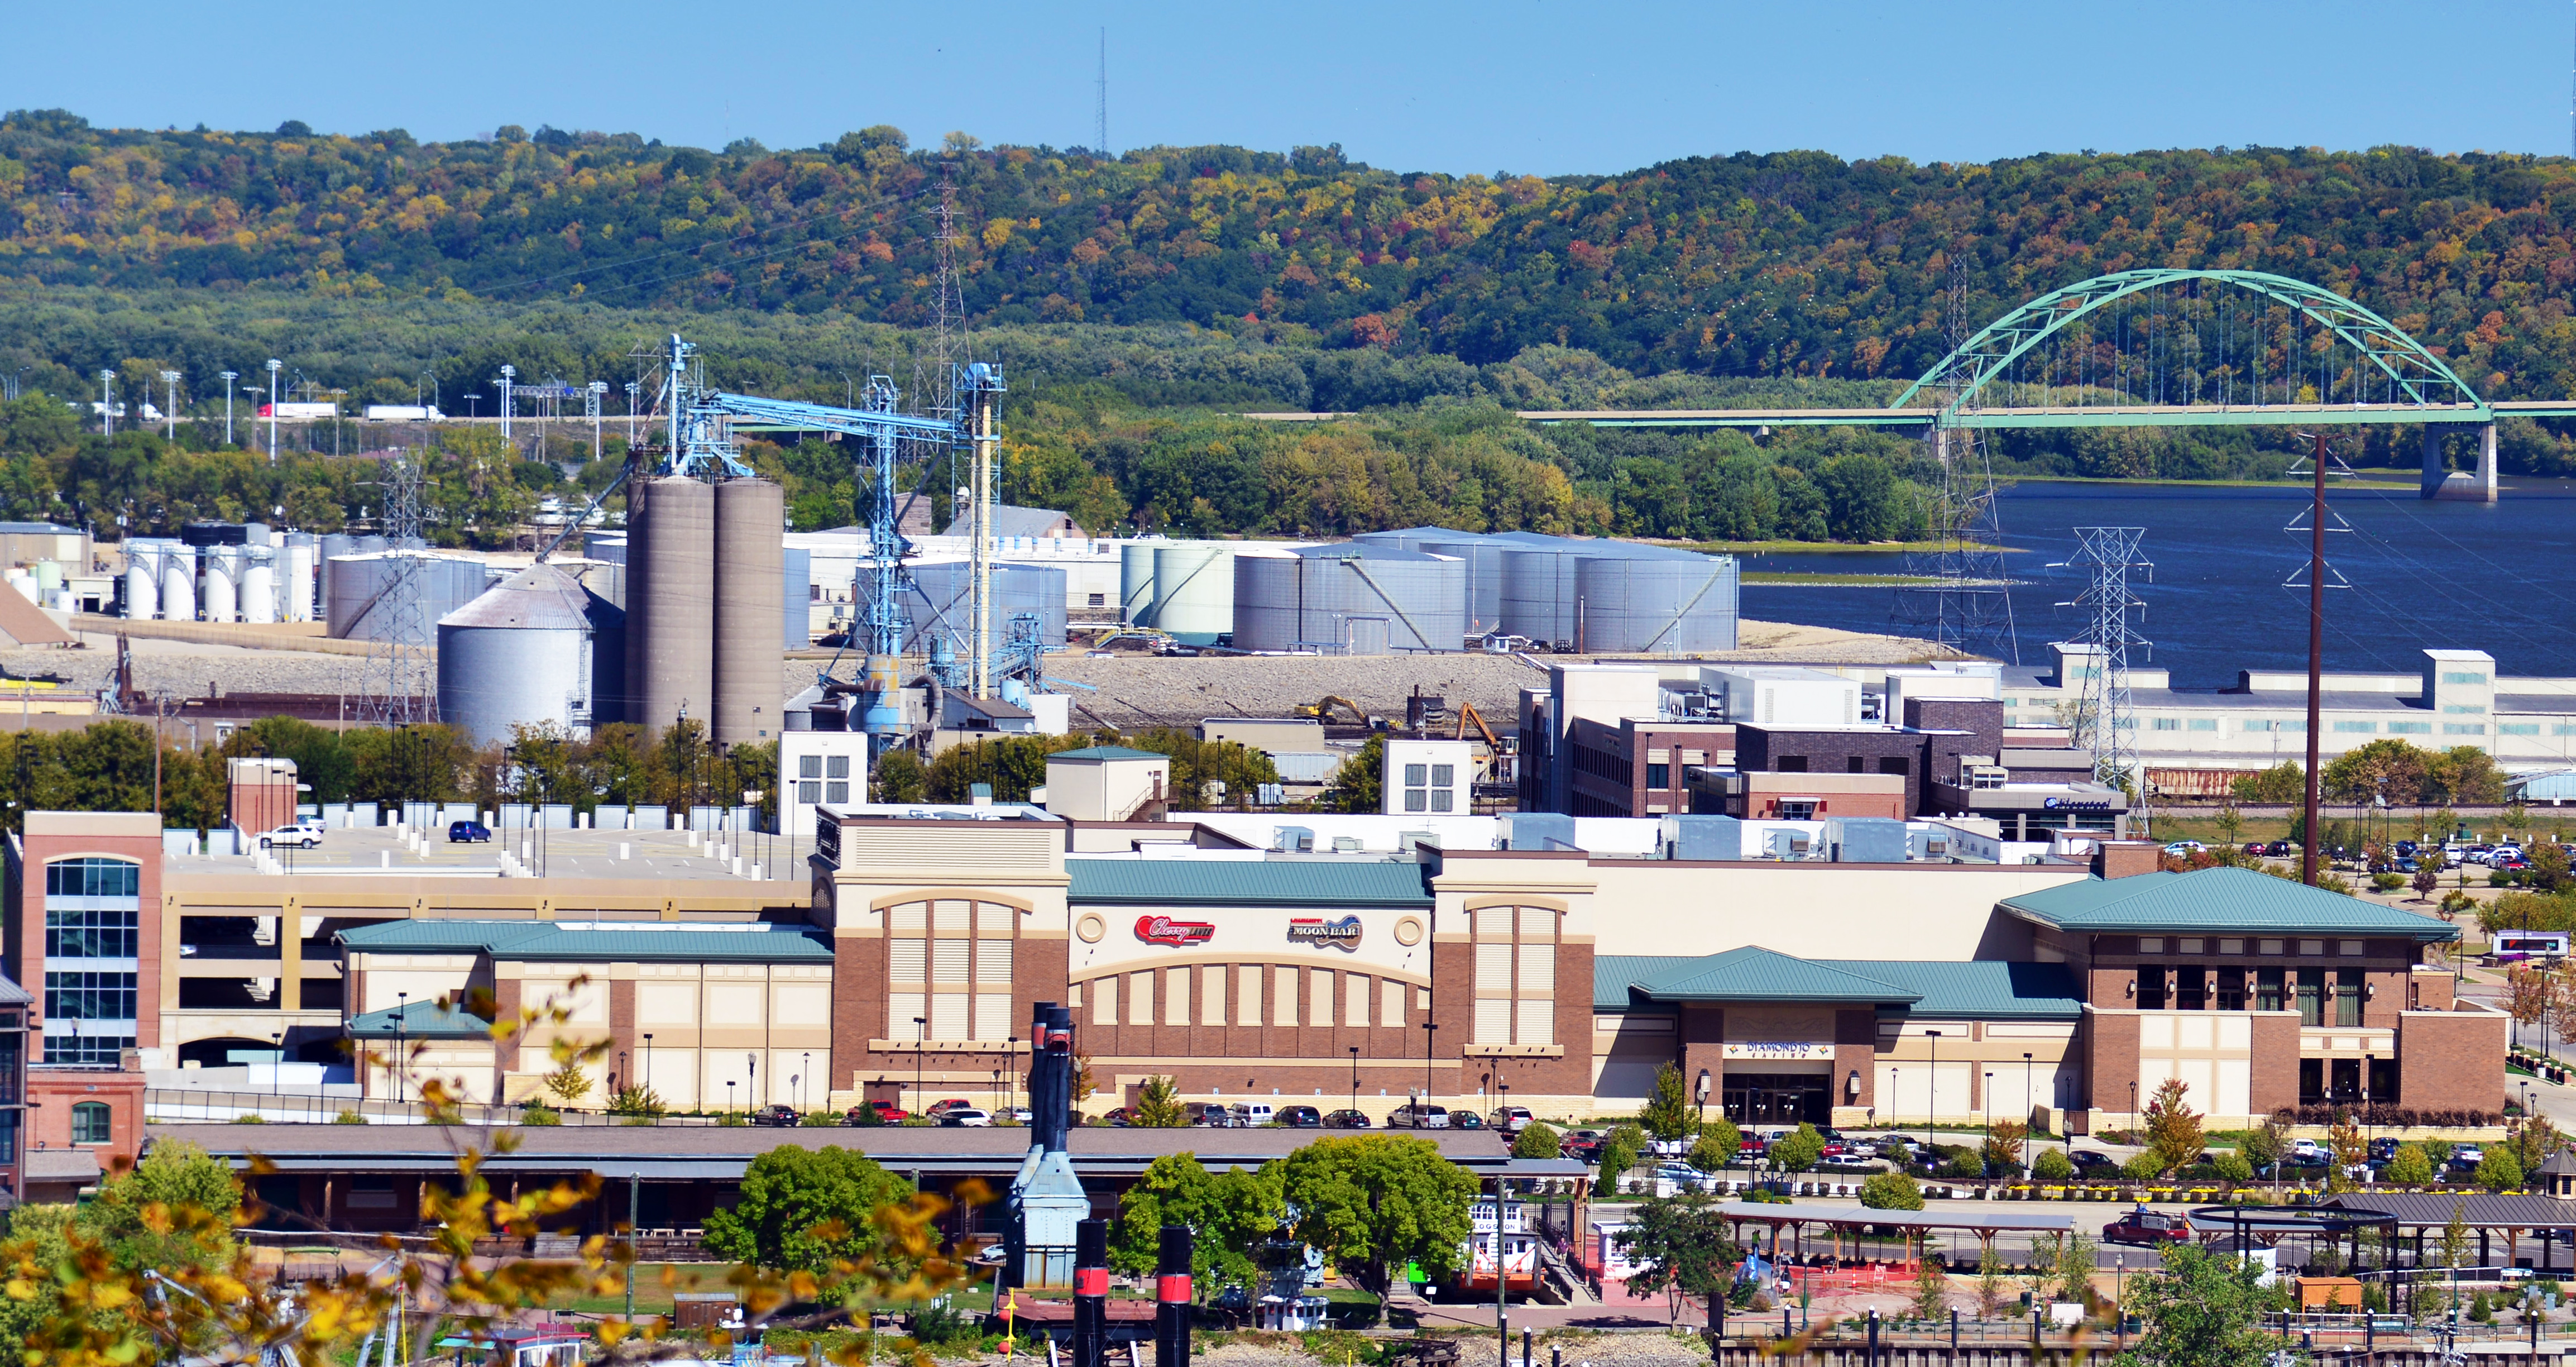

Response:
(2032, 1149), (2076, 1182)
(2373, 872), (2408, 892)
(332, 1108), (368, 1125)
(802, 1109), (842, 1126)
(2120, 1151), (2163, 1180)
(521, 1102), (561, 1126)
(1515, 1122), (1562, 1160)
(231, 1113), (266, 1124)
(2387, 1144), (2435, 1186)
(717, 1111), (750, 1127)
(1860, 1172), (1924, 1211)
(2216, 1153), (2254, 1184)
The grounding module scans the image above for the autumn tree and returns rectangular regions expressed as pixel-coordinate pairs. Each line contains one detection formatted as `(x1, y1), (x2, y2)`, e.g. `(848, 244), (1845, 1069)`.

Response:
(2142, 1078), (2205, 1177)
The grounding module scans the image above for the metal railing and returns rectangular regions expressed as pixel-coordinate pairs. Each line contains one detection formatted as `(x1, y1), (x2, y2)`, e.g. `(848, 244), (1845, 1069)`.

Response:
(143, 1088), (724, 1127)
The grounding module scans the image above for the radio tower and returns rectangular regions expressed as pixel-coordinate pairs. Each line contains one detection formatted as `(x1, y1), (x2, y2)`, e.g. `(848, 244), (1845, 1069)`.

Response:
(2055, 527), (2152, 806)
(361, 451), (435, 725)
(1893, 254), (2019, 661)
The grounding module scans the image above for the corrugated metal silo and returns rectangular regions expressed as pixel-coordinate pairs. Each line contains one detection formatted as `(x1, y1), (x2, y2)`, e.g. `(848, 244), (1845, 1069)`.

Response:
(1150, 546), (1233, 644)
(712, 478), (784, 745)
(159, 544), (197, 622)
(1230, 551), (1302, 651)
(1500, 544), (1583, 646)
(1573, 555), (1740, 653)
(1119, 543), (1157, 625)
(626, 476), (716, 738)
(437, 563), (624, 748)
(1416, 537), (1506, 634)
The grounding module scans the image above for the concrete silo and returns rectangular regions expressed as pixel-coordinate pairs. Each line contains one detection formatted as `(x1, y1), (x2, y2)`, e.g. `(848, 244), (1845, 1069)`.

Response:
(437, 563), (626, 748)
(712, 478), (785, 745)
(625, 476), (716, 737)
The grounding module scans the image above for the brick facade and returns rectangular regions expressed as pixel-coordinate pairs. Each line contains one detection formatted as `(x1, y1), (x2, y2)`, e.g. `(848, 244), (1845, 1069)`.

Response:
(2397, 1007), (2508, 1115)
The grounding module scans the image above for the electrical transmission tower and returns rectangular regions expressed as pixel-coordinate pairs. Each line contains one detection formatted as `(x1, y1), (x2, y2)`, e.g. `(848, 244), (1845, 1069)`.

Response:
(1893, 257), (2019, 661)
(361, 451), (435, 726)
(2055, 527), (2152, 804)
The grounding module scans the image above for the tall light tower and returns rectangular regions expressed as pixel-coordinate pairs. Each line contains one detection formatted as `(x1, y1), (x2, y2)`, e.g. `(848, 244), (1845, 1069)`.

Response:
(498, 365), (516, 442)
(221, 370), (238, 445)
(264, 359), (281, 462)
(99, 370), (114, 437)
(159, 371), (180, 441)
(587, 381), (607, 462)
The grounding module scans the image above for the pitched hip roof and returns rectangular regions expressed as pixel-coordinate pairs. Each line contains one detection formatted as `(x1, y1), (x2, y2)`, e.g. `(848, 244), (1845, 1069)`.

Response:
(1998, 866), (2459, 941)
(1595, 951), (2081, 1020)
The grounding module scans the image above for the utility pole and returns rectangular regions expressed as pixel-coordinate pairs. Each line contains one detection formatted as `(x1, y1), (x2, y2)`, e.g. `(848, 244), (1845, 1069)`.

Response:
(2302, 430), (2326, 887)
(99, 370), (114, 437)
(624, 381), (640, 446)
(159, 371), (180, 440)
(265, 359), (281, 462)
(587, 381), (607, 462)
(499, 365), (516, 442)
(221, 371), (237, 444)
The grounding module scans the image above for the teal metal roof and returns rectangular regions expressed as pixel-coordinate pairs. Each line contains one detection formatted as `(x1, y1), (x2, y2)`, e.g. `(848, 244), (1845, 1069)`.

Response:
(1999, 867), (2458, 941)
(346, 999), (494, 1040)
(1050, 745), (1169, 762)
(1066, 859), (1431, 908)
(1627, 946), (1921, 1005)
(336, 920), (834, 963)
(1813, 960), (2084, 1022)
(1593, 953), (2081, 1021)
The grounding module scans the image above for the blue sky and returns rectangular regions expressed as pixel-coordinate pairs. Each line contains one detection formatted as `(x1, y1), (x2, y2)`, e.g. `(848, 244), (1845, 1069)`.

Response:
(15, 1), (2572, 175)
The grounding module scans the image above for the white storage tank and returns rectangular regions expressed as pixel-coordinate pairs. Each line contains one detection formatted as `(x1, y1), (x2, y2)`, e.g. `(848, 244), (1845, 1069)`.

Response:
(1119, 543), (1158, 625)
(1150, 546), (1234, 645)
(283, 533), (317, 622)
(123, 541), (160, 620)
(200, 545), (239, 624)
(437, 563), (626, 748)
(160, 544), (198, 622)
(241, 545), (279, 624)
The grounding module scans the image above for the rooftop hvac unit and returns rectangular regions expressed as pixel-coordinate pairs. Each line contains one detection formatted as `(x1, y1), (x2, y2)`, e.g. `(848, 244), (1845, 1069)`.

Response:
(1271, 825), (1314, 852)
(1826, 816), (1909, 864)
(1659, 814), (1742, 861)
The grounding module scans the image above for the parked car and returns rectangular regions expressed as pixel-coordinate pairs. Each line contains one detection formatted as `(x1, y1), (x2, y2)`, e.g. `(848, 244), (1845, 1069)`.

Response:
(846, 1101), (909, 1125)
(258, 824), (322, 849)
(2102, 1207), (2193, 1246)
(2162, 840), (2207, 856)
(2263, 840), (2296, 858)
(1321, 1109), (1372, 1130)
(1490, 1106), (1533, 1134)
(923, 1098), (975, 1120)
(449, 821), (492, 843)
(1181, 1101), (1234, 1127)
(1653, 1162), (1712, 1191)
(750, 1103), (801, 1127)
(2066, 1149), (2122, 1175)
(1560, 1129), (1605, 1161)
(1387, 1102), (1449, 1129)
(1004, 1107), (1033, 1124)
(1277, 1105), (1323, 1127)
(938, 1107), (994, 1127)
(1103, 1106), (1134, 1127)
(1225, 1103), (1277, 1127)
(2243, 843), (2268, 858)
(1450, 1111), (1487, 1130)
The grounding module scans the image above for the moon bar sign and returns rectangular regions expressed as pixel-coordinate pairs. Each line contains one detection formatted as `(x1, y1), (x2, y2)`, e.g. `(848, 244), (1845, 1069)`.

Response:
(1135, 916), (1216, 947)
(1286, 915), (1364, 949)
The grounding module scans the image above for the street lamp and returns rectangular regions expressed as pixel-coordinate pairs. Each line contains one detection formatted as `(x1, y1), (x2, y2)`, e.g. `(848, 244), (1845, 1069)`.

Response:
(1348, 1045), (1360, 1116)
(748, 1053), (757, 1109)
(1421, 1021), (1438, 1126)
(394, 991), (409, 1105)
(271, 1031), (283, 1100)
(644, 1033), (654, 1107)
(2023, 1051), (2037, 1153)
(726, 1079), (736, 1115)
(803, 1049), (812, 1113)
(1924, 1030), (1943, 1132)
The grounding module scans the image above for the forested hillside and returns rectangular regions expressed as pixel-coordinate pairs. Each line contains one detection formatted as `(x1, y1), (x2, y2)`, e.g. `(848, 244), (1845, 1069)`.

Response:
(5, 109), (2576, 398)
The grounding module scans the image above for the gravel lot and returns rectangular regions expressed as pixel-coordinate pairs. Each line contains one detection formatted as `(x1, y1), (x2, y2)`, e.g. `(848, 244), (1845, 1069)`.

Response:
(7, 616), (1953, 736)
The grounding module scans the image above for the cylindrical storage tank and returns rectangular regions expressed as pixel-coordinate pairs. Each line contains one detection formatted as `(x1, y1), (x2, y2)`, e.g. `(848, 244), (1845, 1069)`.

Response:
(1297, 548), (1466, 654)
(896, 560), (1068, 653)
(354, 534), (389, 556)
(437, 563), (624, 748)
(1417, 538), (1507, 635)
(201, 546), (239, 624)
(1119, 543), (1158, 625)
(1501, 546), (1583, 647)
(123, 542), (159, 620)
(160, 544), (198, 622)
(1229, 551), (1302, 652)
(1572, 555), (1740, 654)
(626, 476), (716, 738)
(317, 533), (353, 624)
(711, 478), (785, 746)
(323, 553), (493, 641)
(782, 546), (811, 650)
(1150, 546), (1234, 645)
(997, 562), (1068, 648)
(283, 533), (317, 623)
(33, 561), (61, 596)
(241, 546), (279, 624)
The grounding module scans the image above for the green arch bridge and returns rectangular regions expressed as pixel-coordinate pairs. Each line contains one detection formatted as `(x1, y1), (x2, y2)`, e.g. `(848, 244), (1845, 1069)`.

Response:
(1505, 268), (2576, 503)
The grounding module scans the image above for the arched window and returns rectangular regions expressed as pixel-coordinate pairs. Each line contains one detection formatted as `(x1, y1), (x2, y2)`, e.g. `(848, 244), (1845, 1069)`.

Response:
(70, 1101), (111, 1145)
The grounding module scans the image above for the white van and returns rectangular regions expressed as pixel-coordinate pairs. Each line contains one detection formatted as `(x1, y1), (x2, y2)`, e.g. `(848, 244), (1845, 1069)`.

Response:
(1227, 1103), (1276, 1126)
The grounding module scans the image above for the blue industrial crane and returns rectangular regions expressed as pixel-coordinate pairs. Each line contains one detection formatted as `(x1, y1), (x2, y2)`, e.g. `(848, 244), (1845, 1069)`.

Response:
(652, 333), (1007, 738)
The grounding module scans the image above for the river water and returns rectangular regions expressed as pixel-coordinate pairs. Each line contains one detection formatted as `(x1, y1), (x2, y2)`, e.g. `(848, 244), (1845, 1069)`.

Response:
(1737, 478), (2576, 689)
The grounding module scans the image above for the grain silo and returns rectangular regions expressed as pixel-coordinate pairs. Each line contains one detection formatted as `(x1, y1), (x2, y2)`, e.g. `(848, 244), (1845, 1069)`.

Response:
(436, 563), (626, 748)
(1573, 555), (1740, 653)
(1119, 543), (1158, 625)
(122, 541), (160, 620)
(1150, 546), (1234, 645)
(625, 476), (716, 736)
(712, 478), (786, 745)
(323, 552), (492, 641)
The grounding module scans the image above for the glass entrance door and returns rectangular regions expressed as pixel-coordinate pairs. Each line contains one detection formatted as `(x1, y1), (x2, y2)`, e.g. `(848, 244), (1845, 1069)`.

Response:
(1720, 1072), (1829, 1125)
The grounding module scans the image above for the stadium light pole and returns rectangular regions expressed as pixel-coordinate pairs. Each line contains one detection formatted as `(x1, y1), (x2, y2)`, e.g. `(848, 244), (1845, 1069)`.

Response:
(221, 371), (237, 444)
(264, 359), (281, 462)
(100, 371), (114, 437)
(159, 371), (179, 440)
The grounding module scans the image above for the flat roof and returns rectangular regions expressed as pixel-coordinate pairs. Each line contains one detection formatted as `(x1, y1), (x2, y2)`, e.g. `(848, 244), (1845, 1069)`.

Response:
(166, 826), (806, 885)
(1066, 858), (1432, 909)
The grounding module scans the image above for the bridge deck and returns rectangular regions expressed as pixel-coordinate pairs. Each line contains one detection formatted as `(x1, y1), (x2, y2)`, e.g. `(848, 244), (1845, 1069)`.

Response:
(1518, 401), (2576, 429)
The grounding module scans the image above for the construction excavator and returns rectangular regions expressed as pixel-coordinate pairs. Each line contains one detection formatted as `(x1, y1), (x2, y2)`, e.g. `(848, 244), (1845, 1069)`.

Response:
(1295, 695), (1376, 727)
(1454, 700), (1501, 748)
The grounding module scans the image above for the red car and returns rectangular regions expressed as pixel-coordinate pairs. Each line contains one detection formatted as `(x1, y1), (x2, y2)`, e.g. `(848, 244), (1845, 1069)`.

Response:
(2102, 1206), (2192, 1246)
(845, 1100), (909, 1125)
